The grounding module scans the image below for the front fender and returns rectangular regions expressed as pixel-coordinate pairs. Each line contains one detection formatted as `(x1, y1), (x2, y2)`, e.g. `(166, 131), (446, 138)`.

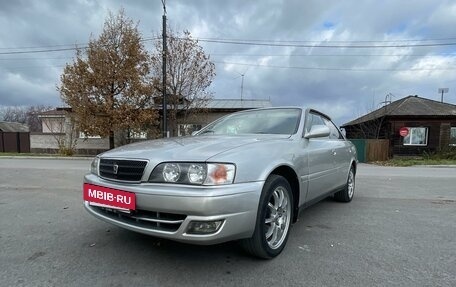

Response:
(207, 139), (302, 183)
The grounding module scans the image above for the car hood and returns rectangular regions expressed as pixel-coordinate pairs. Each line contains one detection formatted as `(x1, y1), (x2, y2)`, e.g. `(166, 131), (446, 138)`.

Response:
(99, 134), (291, 162)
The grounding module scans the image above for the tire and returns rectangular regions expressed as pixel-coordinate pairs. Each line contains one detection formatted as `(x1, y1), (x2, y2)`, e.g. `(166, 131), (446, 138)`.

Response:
(334, 166), (355, 202)
(240, 174), (293, 259)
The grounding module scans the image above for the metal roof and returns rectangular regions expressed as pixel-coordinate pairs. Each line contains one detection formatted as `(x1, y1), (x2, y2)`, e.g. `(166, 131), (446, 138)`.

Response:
(204, 99), (272, 110)
(38, 109), (67, 117)
(342, 96), (456, 127)
(0, 121), (29, 132)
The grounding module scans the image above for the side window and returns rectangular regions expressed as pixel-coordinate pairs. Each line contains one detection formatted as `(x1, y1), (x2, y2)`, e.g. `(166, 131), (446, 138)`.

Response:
(449, 127), (456, 146)
(306, 112), (343, 140)
(307, 113), (325, 131)
(403, 127), (428, 146)
(323, 118), (344, 140)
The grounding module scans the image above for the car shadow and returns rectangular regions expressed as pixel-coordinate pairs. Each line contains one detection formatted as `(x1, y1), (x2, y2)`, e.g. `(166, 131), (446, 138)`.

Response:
(100, 197), (340, 261)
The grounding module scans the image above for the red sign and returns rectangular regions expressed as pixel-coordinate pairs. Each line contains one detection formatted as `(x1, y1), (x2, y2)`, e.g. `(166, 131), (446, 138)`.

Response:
(83, 183), (136, 210)
(399, 127), (409, 137)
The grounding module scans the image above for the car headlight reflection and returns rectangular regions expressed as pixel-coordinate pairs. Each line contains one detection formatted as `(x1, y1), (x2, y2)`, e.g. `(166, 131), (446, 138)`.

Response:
(149, 162), (235, 185)
(163, 163), (181, 182)
(187, 163), (207, 184)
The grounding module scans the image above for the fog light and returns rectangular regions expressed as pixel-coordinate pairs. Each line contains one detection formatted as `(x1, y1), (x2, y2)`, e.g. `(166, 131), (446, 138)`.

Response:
(187, 220), (223, 234)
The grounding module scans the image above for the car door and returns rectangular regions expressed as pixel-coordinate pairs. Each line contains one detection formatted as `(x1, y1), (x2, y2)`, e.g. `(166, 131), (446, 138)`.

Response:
(304, 112), (339, 202)
(322, 117), (350, 189)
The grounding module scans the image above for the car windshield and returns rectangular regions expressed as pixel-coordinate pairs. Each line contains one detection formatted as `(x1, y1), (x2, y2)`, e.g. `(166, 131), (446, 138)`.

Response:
(197, 108), (301, 135)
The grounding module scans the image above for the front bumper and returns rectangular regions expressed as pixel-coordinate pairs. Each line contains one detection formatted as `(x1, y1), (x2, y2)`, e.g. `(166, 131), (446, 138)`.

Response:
(83, 174), (264, 245)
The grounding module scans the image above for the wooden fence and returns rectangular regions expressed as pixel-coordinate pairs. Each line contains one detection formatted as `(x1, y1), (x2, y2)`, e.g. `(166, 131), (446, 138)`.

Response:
(350, 139), (390, 162)
(0, 132), (30, 153)
(366, 139), (389, 162)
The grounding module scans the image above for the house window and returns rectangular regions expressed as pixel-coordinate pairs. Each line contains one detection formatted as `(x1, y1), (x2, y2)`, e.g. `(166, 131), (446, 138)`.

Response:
(403, 127), (428, 146)
(42, 118), (65, 134)
(129, 131), (147, 139)
(450, 127), (456, 146)
(79, 132), (101, 139)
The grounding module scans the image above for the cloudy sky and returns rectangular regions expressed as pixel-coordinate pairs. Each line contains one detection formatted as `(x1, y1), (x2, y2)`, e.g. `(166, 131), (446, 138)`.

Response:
(1, 0), (456, 124)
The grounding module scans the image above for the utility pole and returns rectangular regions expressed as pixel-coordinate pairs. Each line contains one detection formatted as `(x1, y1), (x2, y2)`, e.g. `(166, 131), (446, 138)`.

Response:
(235, 69), (248, 101)
(240, 73), (244, 101)
(161, 0), (168, 138)
(438, 88), (449, 103)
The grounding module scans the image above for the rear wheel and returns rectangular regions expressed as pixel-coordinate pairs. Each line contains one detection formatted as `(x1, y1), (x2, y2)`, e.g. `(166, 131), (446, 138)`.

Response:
(334, 166), (355, 202)
(241, 175), (293, 259)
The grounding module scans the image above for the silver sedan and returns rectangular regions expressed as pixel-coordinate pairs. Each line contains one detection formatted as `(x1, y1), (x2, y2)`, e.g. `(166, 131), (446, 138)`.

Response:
(83, 107), (357, 258)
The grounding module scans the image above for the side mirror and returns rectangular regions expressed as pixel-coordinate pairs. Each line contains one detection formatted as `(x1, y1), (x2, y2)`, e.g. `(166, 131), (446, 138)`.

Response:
(340, 127), (347, 137)
(304, 125), (330, 139)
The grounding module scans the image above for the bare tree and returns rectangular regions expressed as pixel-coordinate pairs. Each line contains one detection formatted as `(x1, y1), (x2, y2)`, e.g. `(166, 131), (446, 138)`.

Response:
(2, 107), (27, 123)
(59, 9), (158, 149)
(151, 30), (215, 137)
(41, 111), (78, 155)
(2, 105), (53, 132)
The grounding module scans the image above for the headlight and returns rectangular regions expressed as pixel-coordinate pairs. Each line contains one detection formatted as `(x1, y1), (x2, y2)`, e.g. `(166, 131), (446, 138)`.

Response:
(90, 157), (99, 175)
(149, 162), (235, 185)
(187, 163), (207, 184)
(162, 163), (181, 182)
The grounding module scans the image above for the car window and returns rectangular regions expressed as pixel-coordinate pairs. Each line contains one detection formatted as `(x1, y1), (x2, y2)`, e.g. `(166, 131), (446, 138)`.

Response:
(306, 112), (343, 140)
(306, 113), (327, 134)
(197, 108), (301, 135)
(323, 118), (344, 139)
(308, 113), (325, 128)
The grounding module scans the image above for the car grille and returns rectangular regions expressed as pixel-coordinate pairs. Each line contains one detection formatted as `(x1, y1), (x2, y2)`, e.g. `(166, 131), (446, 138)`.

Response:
(99, 159), (147, 181)
(93, 206), (186, 232)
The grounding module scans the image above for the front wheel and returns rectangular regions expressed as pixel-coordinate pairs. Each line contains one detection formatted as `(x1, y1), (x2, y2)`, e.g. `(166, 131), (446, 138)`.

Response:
(334, 166), (355, 202)
(241, 174), (293, 259)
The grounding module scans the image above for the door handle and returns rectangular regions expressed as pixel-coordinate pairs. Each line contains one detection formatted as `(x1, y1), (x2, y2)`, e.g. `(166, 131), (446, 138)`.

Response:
(331, 149), (337, 156)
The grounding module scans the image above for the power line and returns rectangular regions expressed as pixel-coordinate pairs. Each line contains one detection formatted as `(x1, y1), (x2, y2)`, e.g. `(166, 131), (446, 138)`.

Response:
(1, 35), (455, 55)
(0, 37), (159, 55)
(0, 43), (86, 50)
(209, 52), (456, 58)
(2, 57), (455, 72)
(2, 35), (455, 51)
(196, 36), (456, 44)
(0, 56), (72, 61)
(2, 52), (456, 62)
(2, 60), (455, 73)
(0, 61), (450, 72)
(196, 38), (456, 48)
(213, 60), (456, 71)
(0, 47), (85, 55)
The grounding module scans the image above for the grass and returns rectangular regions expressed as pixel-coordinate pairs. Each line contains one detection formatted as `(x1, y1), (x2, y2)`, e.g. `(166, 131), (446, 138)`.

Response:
(0, 152), (55, 157)
(0, 152), (89, 157)
(375, 158), (456, 167)
(374, 149), (456, 166)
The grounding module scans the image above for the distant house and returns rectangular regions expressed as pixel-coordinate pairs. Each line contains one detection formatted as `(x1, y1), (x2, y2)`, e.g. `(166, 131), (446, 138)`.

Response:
(31, 99), (272, 154)
(30, 108), (109, 155)
(0, 121), (30, 153)
(341, 95), (456, 156)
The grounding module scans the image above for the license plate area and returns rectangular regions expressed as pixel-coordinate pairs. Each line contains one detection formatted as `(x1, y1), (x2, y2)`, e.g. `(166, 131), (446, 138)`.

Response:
(83, 183), (136, 211)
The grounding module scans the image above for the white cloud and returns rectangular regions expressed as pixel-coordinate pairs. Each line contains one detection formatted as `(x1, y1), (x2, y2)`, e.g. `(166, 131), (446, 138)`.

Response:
(1, 0), (456, 123)
(395, 55), (456, 81)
